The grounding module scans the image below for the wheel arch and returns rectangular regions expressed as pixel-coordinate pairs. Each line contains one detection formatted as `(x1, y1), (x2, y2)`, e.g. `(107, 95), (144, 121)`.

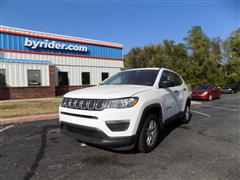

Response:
(186, 97), (191, 107)
(136, 103), (163, 137)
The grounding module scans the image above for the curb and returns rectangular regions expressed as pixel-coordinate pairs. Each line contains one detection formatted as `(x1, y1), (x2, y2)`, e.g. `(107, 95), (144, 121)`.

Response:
(0, 101), (202, 126)
(0, 114), (58, 126)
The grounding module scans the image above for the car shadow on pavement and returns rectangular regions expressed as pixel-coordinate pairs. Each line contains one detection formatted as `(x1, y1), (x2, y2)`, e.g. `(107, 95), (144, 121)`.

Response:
(96, 119), (184, 154)
(155, 119), (183, 149)
(22, 124), (59, 180)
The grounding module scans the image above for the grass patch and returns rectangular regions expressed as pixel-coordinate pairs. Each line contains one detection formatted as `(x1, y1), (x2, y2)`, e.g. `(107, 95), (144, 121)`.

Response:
(0, 98), (62, 119)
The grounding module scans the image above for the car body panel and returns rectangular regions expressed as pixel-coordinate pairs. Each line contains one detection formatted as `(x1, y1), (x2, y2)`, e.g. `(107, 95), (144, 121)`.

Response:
(59, 68), (191, 149)
(191, 84), (221, 100)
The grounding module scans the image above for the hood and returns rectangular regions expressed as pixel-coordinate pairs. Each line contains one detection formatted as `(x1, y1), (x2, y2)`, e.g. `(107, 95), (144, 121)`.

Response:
(64, 85), (152, 99)
(223, 86), (233, 90)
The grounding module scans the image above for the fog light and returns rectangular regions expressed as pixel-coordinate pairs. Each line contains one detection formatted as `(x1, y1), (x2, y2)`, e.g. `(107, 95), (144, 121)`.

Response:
(105, 120), (130, 132)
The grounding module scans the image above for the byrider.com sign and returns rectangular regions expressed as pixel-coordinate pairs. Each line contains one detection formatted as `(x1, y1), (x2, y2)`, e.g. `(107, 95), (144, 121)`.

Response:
(24, 38), (88, 53)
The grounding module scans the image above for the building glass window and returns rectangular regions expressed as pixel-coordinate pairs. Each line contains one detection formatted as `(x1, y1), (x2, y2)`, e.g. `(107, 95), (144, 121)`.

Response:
(58, 72), (69, 86)
(0, 69), (6, 87)
(101, 72), (109, 81)
(28, 70), (41, 86)
(82, 72), (90, 85)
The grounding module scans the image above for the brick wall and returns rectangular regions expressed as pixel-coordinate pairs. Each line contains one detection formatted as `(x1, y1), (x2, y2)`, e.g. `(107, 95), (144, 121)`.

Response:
(0, 87), (10, 100)
(0, 64), (95, 100)
(10, 86), (55, 99)
(0, 65), (56, 100)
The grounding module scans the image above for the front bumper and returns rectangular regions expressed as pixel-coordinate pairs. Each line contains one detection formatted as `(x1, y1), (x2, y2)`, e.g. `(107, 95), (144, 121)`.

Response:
(60, 121), (136, 150)
(59, 104), (142, 137)
(191, 95), (208, 100)
(221, 90), (233, 93)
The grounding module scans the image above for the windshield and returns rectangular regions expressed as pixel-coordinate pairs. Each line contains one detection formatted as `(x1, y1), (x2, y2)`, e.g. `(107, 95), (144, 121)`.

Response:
(195, 85), (212, 90)
(224, 84), (234, 89)
(101, 70), (159, 86)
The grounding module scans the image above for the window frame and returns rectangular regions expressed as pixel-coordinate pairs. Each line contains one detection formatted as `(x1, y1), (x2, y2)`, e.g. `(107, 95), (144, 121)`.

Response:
(27, 69), (41, 86)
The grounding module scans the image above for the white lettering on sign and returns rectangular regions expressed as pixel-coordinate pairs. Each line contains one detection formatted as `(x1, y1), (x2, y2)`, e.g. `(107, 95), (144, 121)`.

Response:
(24, 38), (88, 52)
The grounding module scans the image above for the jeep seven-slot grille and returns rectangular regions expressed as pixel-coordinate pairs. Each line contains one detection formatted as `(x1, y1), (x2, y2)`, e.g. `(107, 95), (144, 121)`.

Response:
(61, 98), (109, 111)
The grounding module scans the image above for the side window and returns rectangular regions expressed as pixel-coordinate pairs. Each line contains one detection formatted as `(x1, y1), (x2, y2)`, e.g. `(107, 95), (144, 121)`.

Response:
(28, 70), (41, 86)
(160, 71), (182, 87)
(159, 70), (174, 86)
(172, 72), (182, 86)
(0, 69), (6, 87)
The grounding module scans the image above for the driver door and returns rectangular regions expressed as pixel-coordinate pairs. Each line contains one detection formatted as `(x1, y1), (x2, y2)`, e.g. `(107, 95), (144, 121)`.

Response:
(158, 70), (179, 121)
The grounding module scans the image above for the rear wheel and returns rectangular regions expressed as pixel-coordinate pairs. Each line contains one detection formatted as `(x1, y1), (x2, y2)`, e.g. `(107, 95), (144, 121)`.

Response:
(138, 114), (160, 153)
(182, 104), (192, 124)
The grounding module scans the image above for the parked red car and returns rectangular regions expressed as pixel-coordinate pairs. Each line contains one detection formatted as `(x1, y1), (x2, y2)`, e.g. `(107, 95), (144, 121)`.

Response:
(191, 84), (221, 100)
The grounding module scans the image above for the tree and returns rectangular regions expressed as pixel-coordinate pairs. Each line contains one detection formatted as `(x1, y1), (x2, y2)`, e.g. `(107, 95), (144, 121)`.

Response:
(124, 26), (237, 86)
(184, 26), (211, 84)
(223, 28), (240, 84)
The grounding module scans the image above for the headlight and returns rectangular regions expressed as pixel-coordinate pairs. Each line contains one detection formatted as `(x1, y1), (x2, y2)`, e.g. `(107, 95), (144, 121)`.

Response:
(107, 97), (139, 109)
(202, 91), (208, 95)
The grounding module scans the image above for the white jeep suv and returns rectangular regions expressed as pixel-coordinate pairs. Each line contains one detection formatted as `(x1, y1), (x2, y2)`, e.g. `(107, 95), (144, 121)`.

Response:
(59, 68), (191, 153)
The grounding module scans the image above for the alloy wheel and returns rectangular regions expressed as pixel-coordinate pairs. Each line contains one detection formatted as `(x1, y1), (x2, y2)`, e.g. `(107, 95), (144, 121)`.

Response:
(145, 120), (158, 147)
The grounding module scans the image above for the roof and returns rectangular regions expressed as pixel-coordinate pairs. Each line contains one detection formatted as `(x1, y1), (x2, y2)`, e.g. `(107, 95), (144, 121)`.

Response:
(124, 68), (161, 71)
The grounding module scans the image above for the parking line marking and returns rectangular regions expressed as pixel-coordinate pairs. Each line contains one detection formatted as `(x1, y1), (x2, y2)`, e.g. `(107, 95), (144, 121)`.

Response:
(209, 103), (240, 107)
(191, 110), (211, 117)
(0, 125), (14, 132)
(213, 96), (240, 103)
(203, 105), (238, 112)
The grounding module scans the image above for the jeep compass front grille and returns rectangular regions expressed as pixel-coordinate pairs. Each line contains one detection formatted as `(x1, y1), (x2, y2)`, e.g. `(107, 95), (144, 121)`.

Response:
(61, 98), (109, 111)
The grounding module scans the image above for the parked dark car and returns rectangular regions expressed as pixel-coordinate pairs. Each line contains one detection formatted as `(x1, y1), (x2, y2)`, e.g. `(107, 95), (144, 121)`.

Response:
(222, 84), (239, 94)
(191, 84), (221, 101)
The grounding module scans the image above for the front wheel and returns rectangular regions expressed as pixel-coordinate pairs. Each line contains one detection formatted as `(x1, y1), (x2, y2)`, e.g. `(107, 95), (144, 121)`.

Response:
(138, 114), (160, 153)
(208, 95), (213, 101)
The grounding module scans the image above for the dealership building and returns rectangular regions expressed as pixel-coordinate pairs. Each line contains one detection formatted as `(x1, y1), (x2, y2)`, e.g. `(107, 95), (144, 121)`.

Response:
(0, 26), (124, 100)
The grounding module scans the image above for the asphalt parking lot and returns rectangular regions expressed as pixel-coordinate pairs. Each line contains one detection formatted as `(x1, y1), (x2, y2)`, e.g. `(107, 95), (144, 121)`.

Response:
(0, 93), (239, 180)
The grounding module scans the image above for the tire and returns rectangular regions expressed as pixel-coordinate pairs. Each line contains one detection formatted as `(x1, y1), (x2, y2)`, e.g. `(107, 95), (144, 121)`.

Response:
(208, 95), (213, 101)
(138, 114), (160, 153)
(182, 104), (192, 124)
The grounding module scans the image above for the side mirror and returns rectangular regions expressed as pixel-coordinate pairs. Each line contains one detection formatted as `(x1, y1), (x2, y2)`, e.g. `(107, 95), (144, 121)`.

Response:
(159, 80), (175, 88)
